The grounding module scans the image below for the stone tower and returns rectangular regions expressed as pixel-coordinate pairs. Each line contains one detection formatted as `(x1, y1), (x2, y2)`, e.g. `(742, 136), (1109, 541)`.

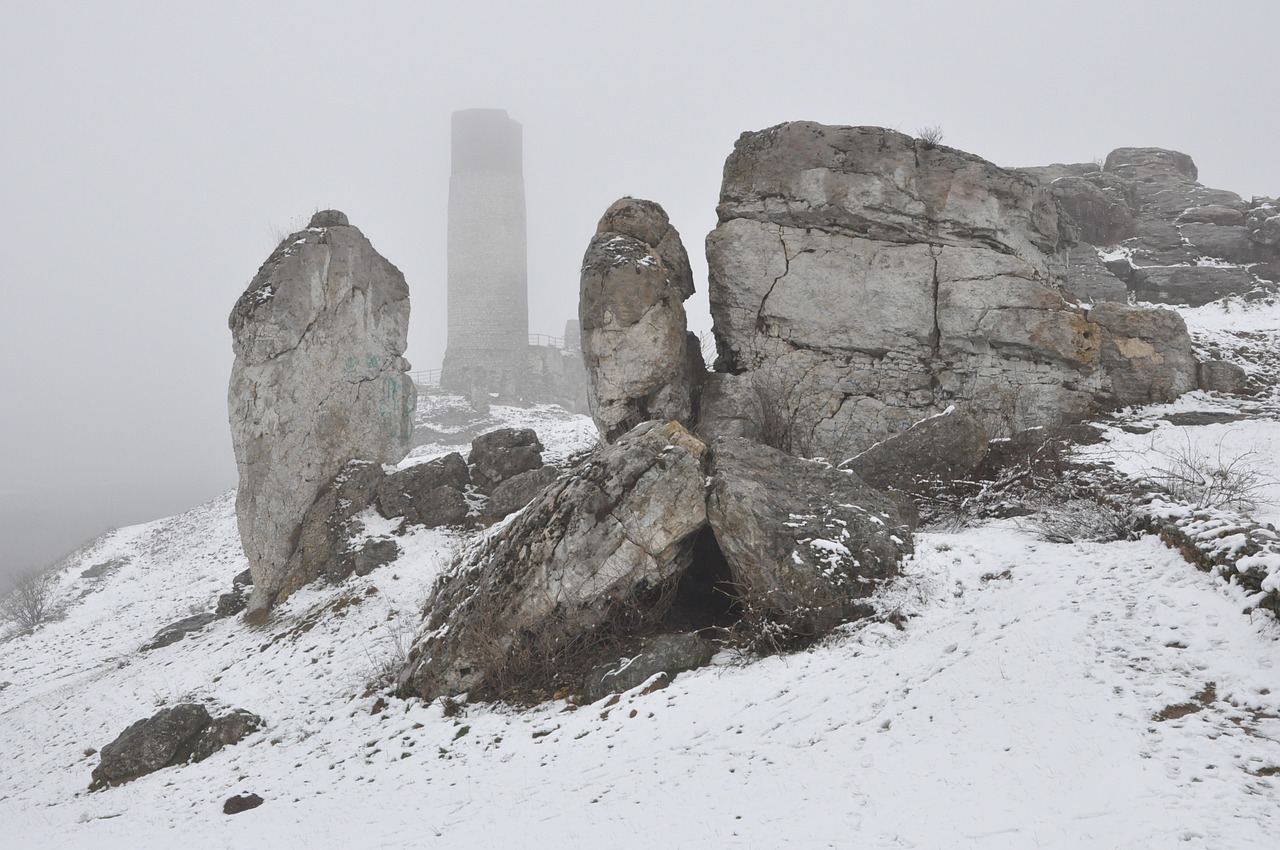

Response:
(441, 108), (529, 394)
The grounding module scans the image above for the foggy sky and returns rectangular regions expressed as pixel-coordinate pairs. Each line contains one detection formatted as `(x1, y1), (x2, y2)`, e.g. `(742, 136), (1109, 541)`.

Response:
(2, 0), (1276, 583)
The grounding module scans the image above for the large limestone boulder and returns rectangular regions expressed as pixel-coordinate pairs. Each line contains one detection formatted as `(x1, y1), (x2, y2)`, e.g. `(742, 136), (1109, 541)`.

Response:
(1248, 198), (1280, 246)
(1089, 302), (1197, 405)
(580, 199), (700, 442)
(707, 437), (912, 639)
(399, 421), (708, 701)
(229, 210), (414, 618)
(701, 123), (1195, 457)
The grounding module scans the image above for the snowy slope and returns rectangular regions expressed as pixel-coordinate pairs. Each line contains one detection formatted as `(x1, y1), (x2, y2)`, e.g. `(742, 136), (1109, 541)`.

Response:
(4, 310), (1280, 848)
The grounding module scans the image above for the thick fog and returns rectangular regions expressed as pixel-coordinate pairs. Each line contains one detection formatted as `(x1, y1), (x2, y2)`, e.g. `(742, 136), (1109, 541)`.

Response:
(1, 0), (1276, 584)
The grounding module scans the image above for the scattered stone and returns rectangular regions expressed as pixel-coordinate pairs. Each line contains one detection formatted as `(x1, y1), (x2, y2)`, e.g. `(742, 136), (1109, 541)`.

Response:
(580, 198), (699, 442)
(468, 429), (543, 492)
(89, 703), (212, 790)
(80, 558), (129, 580)
(140, 613), (216, 652)
(1161, 411), (1248, 426)
(90, 704), (263, 790)
(215, 591), (247, 618)
(1197, 360), (1248, 394)
(707, 437), (911, 638)
(399, 421), (708, 702)
(229, 210), (415, 618)
(190, 709), (264, 763)
(581, 633), (718, 703)
(223, 793), (264, 815)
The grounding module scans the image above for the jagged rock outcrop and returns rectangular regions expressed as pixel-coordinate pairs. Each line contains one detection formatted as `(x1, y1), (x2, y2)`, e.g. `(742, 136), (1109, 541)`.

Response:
(399, 418), (916, 703)
(89, 704), (263, 790)
(700, 123), (1195, 457)
(399, 421), (708, 701)
(580, 199), (701, 442)
(707, 437), (911, 638)
(229, 210), (414, 619)
(1021, 150), (1279, 306)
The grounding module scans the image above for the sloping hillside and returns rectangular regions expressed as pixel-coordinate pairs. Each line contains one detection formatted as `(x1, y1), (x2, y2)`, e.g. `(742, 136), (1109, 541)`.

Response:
(2, 302), (1279, 849)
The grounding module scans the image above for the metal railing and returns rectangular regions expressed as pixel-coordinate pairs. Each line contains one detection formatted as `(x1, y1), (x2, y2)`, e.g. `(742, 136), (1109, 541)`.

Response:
(409, 368), (441, 386)
(528, 333), (564, 349)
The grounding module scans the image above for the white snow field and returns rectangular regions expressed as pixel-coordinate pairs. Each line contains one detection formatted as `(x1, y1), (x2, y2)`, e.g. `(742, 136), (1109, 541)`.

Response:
(3, 300), (1280, 849)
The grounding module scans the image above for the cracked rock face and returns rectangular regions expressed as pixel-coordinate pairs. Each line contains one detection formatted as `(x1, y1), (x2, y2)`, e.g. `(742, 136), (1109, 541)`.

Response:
(580, 198), (701, 442)
(398, 421), (708, 702)
(229, 210), (414, 617)
(701, 122), (1195, 455)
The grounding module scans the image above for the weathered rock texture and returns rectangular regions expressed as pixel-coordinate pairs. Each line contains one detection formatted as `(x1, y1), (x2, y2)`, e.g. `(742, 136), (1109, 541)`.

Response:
(89, 704), (263, 790)
(707, 437), (911, 638)
(701, 123), (1196, 456)
(580, 199), (701, 442)
(229, 210), (414, 617)
(1021, 151), (1279, 306)
(400, 421), (709, 701)
(398, 421), (913, 703)
(840, 407), (989, 492)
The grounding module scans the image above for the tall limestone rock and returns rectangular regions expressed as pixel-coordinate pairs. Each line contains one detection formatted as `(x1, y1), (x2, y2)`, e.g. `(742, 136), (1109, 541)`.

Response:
(228, 210), (414, 618)
(579, 198), (701, 442)
(700, 123), (1195, 456)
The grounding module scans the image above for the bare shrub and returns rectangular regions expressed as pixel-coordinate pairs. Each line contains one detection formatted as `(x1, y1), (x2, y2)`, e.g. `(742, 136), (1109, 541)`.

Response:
(917, 125), (944, 149)
(1142, 434), (1273, 514)
(1020, 496), (1143, 544)
(362, 621), (416, 694)
(1, 567), (62, 634)
(746, 371), (814, 456)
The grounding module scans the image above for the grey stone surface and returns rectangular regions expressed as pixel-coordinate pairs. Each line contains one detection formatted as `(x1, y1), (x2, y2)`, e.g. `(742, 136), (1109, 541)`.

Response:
(1247, 198), (1280, 246)
(399, 421), (708, 702)
(701, 122), (1195, 457)
(1045, 175), (1135, 246)
(190, 709), (264, 763)
(469, 429), (544, 492)
(706, 437), (911, 638)
(274, 460), (394, 604)
(140, 613), (216, 652)
(1089, 302), (1197, 405)
(480, 464), (560, 525)
(229, 210), (414, 618)
(1061, 245), (1129, 304)
(580, 198), (698, 443)
(378, 453), (470, 527)
(581, 632), (717, 702)
(89, 703), (212, 790)
(840, 408), (989, 491)
(1198, 360), (1248, 394)
(1131, 265), (1261, 306)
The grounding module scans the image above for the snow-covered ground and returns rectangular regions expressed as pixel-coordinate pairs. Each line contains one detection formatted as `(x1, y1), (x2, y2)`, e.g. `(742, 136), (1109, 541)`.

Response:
(4, 301), (1280, 849)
